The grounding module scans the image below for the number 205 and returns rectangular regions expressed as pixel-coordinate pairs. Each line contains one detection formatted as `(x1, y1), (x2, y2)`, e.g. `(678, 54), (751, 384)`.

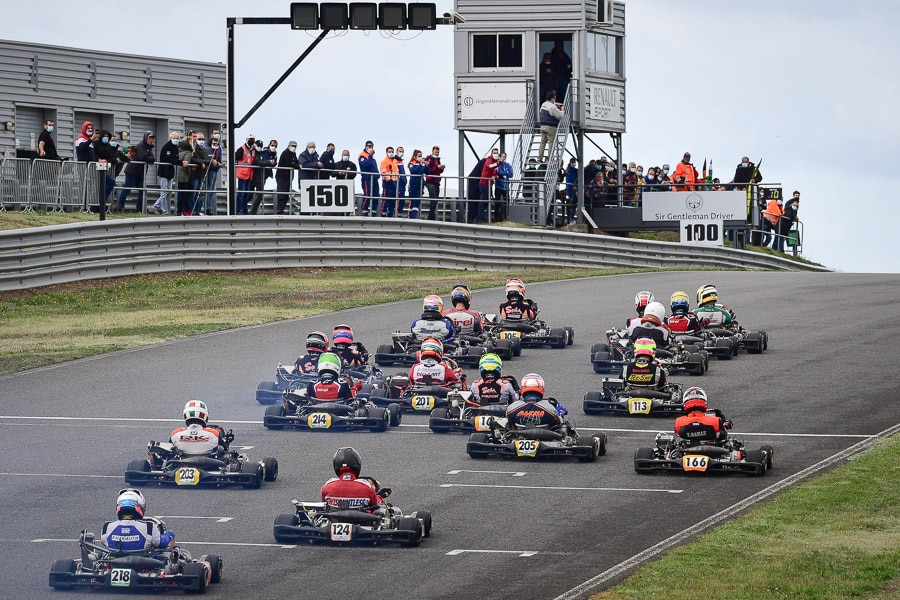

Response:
(683, 223), (719, 242)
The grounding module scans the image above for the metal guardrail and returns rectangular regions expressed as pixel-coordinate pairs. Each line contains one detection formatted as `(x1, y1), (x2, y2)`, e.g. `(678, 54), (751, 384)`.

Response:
(0, 217), (829, 291)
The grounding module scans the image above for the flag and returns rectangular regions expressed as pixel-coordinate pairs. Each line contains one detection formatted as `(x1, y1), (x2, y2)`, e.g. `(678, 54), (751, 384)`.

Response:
(702, 158), (707, 181)
(707, 159), (713, 184)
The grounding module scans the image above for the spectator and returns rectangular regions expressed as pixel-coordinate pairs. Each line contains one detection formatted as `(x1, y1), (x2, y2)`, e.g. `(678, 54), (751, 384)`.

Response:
(251, 139), (278, 215)
(275, 141), (298, 215)
(189, 133), (212, 215)
(379, 146), (399, 217)
(74, 121), (98, 163)
(538, 53), (554, 107)
(176, 132), (196, 215)
(466, 157), (488, 224)
(623, 161), (638, 206)
(584, 159), (598, 186)
(635, 165), (646, 203)
(204, 132), (224, 215)
(149, 132), (180, 215)
(407, 149), (426, 219)
(671, 152), (700, 191)
(776, 192), (800, 252)
(644, 167), (660, 192)
(423, 145), (445, 220)
(109, 135), (128, 178)
(319, 143), (336, 179)
(92, 130), (118, 203)
(657, 164), (672, 190)
(762, 193), (783, 248)
(522, 157), (540, 202)
(38, 120), (60, 160)
(586, 170), (608, 209)
(234, 134), (257, 215)
(494, 152), (513, 222)
(333, 150), (357, 180)
(538, 91), (564, 161)
(395, 146), (407, 217)
(116, 131), (155, 213)
(730, 155), (762, 190)
(551, 40), (572, 101)
(564, 157), (578, 220)
(358, 140), (380, 216)
(477, 149), (500, 223)
(711, 177), (727, 191)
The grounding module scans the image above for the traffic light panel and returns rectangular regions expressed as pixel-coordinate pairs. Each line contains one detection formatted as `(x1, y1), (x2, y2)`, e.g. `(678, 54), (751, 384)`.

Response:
(290, 3), (318, 30)
(292, 3), (436, 31)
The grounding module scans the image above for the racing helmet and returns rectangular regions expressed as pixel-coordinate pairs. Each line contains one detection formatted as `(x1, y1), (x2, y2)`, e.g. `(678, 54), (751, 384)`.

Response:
(332, 324), (354, 346)
(306, 331), (329, 353)
(634, 290), (655, 315)
(505, 278), (526, 300)
(317, 352), (342, 378)
(423, 295), (444, 314)
(682, 387), (708, 413)
(642, 301), (666, 326)
(697, 284), (718, 306)
(183, 400), (209, 427)
(478, 353), (503, 379)
(450, 285), (472, 309)
(520, 372), (545, 398)
(634, 337), (656, 360)
(333, 447), (362, 477)
(420, 337), (443, 361)
(116, 488), (147, 519)
(670, 291), (690, 315)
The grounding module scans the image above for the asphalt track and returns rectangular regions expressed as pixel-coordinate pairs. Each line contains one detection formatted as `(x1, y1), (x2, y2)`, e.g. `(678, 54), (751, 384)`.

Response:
(2, 271), (898, 599)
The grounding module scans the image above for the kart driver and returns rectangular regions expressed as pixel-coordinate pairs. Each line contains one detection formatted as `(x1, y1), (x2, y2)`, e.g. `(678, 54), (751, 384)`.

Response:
(101, 488), (175, 552)
(694, 284), (736, 328)
(410, 295), (456, 342)
(674, 387), (732, 445)
(442, 285), (484, 337)
(498, 278), (538, 321)
(470, 353), (519, 406)
(295, 331), (330, 373)
(321, 447), (386, 510)
(306, 352), (355, 402)
(331, 324), (368, 368)
(628, 301), (673, 348)
(623, 337), (669, 391)
(626, 290), (655, 335)
(170, 400), (229, 456)
(665, 290), (702, 334)
(408, 337), (460, 386)
(507, 372), (572, 434)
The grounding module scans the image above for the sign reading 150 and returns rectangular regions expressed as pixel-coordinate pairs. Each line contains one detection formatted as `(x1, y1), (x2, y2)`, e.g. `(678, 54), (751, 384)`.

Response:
(300, 182), (354, 213)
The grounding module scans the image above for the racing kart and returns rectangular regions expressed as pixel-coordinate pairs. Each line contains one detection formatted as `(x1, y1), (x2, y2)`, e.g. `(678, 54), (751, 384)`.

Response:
(48, 522), (223, 593)
(374, 331), (489, 367)
(634, 430), (774, 476)
(273, 486), (432, 547)
(125, 432), (278, 489)
(367, 370), (468, 413)
(704, 325), (769, 354)
(583, 379), (685, 416)
(465, 397), (607, 462)
(590, 328), (708, 376)
(256, 358), (386, 404)
(263, 386), (401, 431)
(483, 312), (574, 349)
(428, 387), (509, 434)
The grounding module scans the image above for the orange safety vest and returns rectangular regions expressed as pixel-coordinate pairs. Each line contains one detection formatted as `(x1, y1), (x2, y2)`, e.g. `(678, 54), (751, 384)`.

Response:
(236, 145), (255, 181)
(671, 161), (699, 191)
(764, 199), (783, 226)
(380, 155), (398, 182)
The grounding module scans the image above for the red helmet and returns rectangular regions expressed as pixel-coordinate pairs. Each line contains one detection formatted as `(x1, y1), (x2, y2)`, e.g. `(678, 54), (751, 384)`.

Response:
(520, 372), (545, 398)
(420, 337), (443, 361)
(634, 291), (655, 314)
(683, 387), (708, 413)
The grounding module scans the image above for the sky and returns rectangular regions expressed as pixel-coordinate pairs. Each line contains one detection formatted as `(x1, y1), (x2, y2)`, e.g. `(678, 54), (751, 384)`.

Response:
(3, 1), (898, 273)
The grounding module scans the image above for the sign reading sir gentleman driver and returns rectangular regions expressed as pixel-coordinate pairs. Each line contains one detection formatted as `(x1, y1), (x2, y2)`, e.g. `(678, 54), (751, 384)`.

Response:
(641, 191), (746, 246)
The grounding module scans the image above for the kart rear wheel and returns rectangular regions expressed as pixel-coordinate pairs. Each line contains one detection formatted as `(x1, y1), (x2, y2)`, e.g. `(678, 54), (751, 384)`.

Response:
(375, 344), (395, 366)
(494, 339), (514, 360)
(274, 513), (299, 543)
(409, 510), (433, 537)
(387, 403), (402, 427)
(200, 554), (223, 584)
(263, 457), (279, 482)
(760, 445), (775, 469)
(745, 449), (767, 474)
(565, 327), (575, 345)
(263, 405), (285, 430)
(429, 408), (450, 434)
(183, 561), (209, 594)
(369, 407), (388, 432)
(49, 559), (76, 589)
(634, 447), (655, 473)
(582, 391), (602, 415)
(761, 331), (769, 351)
(576, 436), (599, 463)
(715, 338), (733, 360)
(125, 458), (150, 485)
(256, 381), (279, 404)
(549, 328), (566, 349)
(397, 517), (423, 546)
(244, 464), (263, 489)
(512, 337), (523, 357)
(467, 432), (491, 459)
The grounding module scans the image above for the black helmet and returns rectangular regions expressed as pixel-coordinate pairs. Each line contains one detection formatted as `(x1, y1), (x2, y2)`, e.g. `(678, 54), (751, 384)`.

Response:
(333, 447), (361, 476)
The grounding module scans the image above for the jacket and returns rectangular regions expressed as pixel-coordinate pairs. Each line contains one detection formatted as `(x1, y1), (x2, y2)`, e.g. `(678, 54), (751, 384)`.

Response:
(670, 161), (700, 191)
(235, 144), (256, 181)
(319, 149), (335, 179)
(276, 149), (299, 182)
(764, 199), (784, 227)
(124, 132), (155, 177)
(176, 141), (195, 183)
(539, 100), (564, 126)
(74, 121), (96, 163)
(380, 155), (398, 182)
(157, 140), (180, 179)
(495, 161), (513, 191)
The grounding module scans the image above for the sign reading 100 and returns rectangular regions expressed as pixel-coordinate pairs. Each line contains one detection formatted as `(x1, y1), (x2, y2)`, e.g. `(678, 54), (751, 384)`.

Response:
(300, 181), (354, 213)
(680, 218), (723, 246)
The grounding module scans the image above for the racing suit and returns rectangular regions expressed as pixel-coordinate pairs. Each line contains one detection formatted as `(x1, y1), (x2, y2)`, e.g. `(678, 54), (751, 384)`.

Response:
(442, 307), (484, 336)
(499, 298), (537, 321)
(170, 423), (222, 455)
(410, 312), (456, 342)
(694, 303), (735, 328)
(295, 349), (324, 373)
(321, 470), (383, 509)
(629, 321), (672, 348)
(101, 517), (174, 551)
(333, 342), (368, 368)
(471, 377), (519, 405)
(666, 311), (702, 334)
(408, 358), (459, 386)
(622, 359), (668, 390)
(675, 408), (730, 444)
(306, 374), (355, 402)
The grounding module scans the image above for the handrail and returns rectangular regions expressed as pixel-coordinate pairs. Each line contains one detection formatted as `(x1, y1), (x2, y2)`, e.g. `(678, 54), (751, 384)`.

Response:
(510, 79), (537, 202)
(542, 82), (575, 223)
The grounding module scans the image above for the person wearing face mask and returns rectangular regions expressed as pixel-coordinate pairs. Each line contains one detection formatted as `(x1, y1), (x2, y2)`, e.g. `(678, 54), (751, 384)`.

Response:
(358, 141), (380, 217)
(395, 147), (407, 217)
(407, 149), (426, 219)
(475, 149), (500, 224)
(203, 133), (223, 215)
(423, 145), (445, 220)
(657, 164), (672, 190)
(762, 193), (784, 249)
(249, 139), (277, 215)
(117, 131), (156, 213)
(319, 143), (336, 180)
(109, 136), (129, 178)
(92, 130), (118, 202)
(189, 133), (213, 215)
(670, 152), (700, 192)
(644, 168), (660, 192)
(730, 155), (762, 191)
(298, 141), (322, 184)
(538, 52), (555, 109)
(74, 120), (98, 163)
(176, 132), (198, 215)
(776, 192), (800, 253)
(380, 147), (399, 217)
(538, 91), (564, 162)
(494, 152), (513, 222)
(38, 120), (60, 161)
(562, 157), (578, 223)
(333, 150), (357, 181)
(622, 161), (639, 206)
(234, 134), (258, 215)
(275, 140), (299, 215)
(149, 132), (181, 215)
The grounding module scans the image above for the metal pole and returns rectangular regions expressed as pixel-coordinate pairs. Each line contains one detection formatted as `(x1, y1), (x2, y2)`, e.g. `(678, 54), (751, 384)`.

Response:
(96, 163), (108, 221)
(226, 19), (236, 216)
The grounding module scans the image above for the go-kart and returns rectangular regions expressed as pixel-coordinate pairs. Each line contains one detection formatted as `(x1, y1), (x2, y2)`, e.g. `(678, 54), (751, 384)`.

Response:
(255, 363), (318, 404)
(48, 522), (223, 593)
(263, 386), (401, 431)
(374, 331), (489, 367)
(465, 397), (607, 461)
(676, 331), (740, 361)
(367, 367), (468, 413)
(124, 431), (278, 489)
(428, 387), (510, 434)
(483, 312), (574, 349)
(273, 486), (432, 547)
(634, 429), (774, 476)
(704, 324), (769, 354)
(583, 379), (685, 416)
(590, 328), (708, 376)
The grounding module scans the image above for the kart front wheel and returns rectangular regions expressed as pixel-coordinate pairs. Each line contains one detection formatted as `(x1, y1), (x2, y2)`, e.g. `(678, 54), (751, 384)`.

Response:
(387, 403), (402, 427)
(49, 559), (76, 589)
(397, 517), (423, 546)
(200, 554), (223, 584)
(182, 561), (209, 593)
(576, 436), (599, 462)
(564, 326), (575, 345)
(369, 407), (388, 432)
(263, 457), (279, 482)
(409, 510), (433, 537)
(634, 447), (655, 473)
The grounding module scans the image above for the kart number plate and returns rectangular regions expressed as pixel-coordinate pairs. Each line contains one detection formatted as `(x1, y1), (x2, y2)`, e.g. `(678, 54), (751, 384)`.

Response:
(307, 413), (333, 429)
(474, 415), (494, 432)
(500, 331), (521, 339)
(628, 399), (651, 414)
(329, 522), (353, 542)
(514, 439), (540, 457)
(682, 454), (710, 471)
(411, 395), (436, 411)
(175, 467), (200, 486)
(110, 568), (132, 587)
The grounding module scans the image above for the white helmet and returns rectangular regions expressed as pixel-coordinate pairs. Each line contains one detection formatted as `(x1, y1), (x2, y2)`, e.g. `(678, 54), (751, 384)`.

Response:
(183, 400), (209, 427)
(642, 301), (666, 326)
(116, 488), (147, 519)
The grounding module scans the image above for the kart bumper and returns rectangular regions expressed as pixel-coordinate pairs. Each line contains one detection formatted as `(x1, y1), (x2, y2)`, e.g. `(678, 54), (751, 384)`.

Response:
(273, 523), (418, 546)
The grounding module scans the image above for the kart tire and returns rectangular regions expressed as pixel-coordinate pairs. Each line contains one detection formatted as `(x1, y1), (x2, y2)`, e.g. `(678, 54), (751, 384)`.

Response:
(760, 444), (775, 469)
(732, 338), (741, 356)
(634, 447), (655, 473)
(549, 328), (566, 349)
(761, 331), (769, 351)
(125, 459), (150, 485)
(263, 405), (285, 430)
(398, 517), (423, 546)
(274, 513), (299, 543)
(746, 449), (767, 474)
(594, 432), (608, 456)
(200, 554), (223, 584)
(182, 561), (209, 594)
(375, 344), (395, 366)
(387, 403), (402, 427)
(429, 408), (450, 434)
(263, 457), (279, 482)
(512, 337), (523, 357)
(745, 332), (763, 354)
(565, 326), (575, 345)
(49, 559), (76, 589)
(244, 464), (263, 489)
(715, 338), (733, 360)
(590, 342), (609, 355)
(467, 432), (491, 459)
(410, 510), (433, 537)
(582, 391), (602, 415)
(495, 339), (514, 360)
(256, 381), (279, 404)
(369, 407), (388, 432)
(576, 436), (599, 463)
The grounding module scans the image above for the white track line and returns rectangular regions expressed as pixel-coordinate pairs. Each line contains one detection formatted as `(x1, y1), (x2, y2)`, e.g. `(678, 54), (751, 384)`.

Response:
(440, 483), (681, 493)
(0, 472), (119, 478)
(446, 549), (538, 557)
(32, 538), (295, 548)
